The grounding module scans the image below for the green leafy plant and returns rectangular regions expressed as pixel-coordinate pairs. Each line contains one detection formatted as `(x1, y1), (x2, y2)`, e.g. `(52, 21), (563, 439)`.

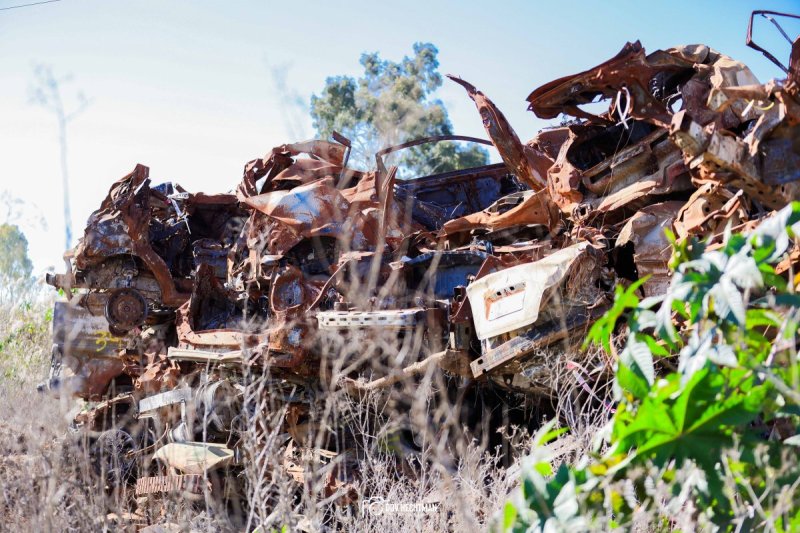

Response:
(499, 202), (800, 532)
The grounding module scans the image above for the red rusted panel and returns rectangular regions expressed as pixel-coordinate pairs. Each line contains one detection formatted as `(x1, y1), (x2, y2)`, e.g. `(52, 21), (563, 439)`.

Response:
(447, 75), (549, 192)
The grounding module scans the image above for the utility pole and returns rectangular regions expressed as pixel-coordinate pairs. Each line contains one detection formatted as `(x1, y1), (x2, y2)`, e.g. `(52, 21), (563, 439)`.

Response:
(30, 65), (89, 251)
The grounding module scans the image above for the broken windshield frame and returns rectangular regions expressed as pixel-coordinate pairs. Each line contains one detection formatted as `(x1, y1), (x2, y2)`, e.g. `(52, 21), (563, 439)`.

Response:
(374, 134), (495, 179)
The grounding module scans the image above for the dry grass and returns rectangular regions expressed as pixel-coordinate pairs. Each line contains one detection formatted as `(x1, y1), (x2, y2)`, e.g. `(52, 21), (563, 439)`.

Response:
(0, 283), (614, 532)
(0, 289), (105, 531)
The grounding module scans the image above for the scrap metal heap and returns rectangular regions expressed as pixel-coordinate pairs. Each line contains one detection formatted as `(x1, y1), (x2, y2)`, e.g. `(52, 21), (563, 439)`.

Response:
(42, 10), (800, 526)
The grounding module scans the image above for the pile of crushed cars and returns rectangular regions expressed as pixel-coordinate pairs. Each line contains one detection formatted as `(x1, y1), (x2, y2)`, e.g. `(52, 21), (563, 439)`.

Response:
(41, 10), (800, 527)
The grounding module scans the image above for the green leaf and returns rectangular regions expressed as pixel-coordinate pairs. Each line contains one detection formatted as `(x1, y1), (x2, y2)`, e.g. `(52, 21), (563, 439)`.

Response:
(707, 344), (737, 367)
(725, 253), (762, 290)
(621, 337), (655, 385)
(710, 277), (745, 325)
(678, 330), (713, 379)
(671, 368), (708, 431)
(641, 334), (670, 358)
(502, 501), (517, 531)
(745, 308), (782, 329)
(613, 368), (764, 476)
(540, 426), (569, 445)
(759, 263), (786, 291)
(783, 435), (800, 447)
(617, 362), (649, 400)
(584, 277), (648, 354)
(534, 461), (553, 477)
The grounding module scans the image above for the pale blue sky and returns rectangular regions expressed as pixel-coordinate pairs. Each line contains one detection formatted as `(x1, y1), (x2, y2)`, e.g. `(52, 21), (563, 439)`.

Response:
(1, 0), (797, 272)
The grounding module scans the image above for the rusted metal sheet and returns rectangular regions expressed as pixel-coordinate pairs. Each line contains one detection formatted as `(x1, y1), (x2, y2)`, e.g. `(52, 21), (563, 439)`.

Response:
(237, 139), (351, 200)
(49, 301), (127, 399)
(243, 177), (381, 254)
(470, 307), (606, 378)
(443, 186), (559, 236)
(527, 42), (758, 129)
(73, 165), (190, 308)
(175, 265), (264, 352)
(447, 75), (548, 192)
(616, 202), (684, 297)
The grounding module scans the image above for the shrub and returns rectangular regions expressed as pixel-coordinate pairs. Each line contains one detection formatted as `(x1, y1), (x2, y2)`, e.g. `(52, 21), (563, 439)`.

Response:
(500, 202), (800, 532)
